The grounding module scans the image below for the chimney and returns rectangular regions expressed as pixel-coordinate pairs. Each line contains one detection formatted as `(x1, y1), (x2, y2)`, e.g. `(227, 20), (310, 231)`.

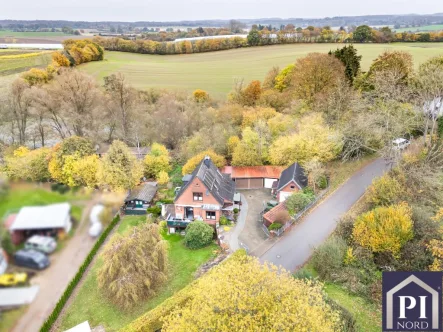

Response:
(204, 155), (210, 167)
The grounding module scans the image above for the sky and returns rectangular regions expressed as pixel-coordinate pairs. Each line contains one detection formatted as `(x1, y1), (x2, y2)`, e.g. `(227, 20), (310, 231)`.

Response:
(2, 0), (442, 21)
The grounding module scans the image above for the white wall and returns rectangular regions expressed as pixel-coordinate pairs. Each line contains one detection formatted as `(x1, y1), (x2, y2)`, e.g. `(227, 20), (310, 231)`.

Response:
(264, 178), (277, 189)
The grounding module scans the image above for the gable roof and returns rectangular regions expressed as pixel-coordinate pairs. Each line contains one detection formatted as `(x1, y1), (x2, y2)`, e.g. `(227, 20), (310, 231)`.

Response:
(263, 202), (290, 224)
(10, 203), (71, 231)
(125, 183), (157, 203)
(221, 166), (285, 179)
(176, 157), (235, 205)
(276, 162), (308, 191)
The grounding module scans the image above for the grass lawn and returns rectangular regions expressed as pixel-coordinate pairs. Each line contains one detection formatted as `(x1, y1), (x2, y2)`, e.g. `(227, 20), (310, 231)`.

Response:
(0, 306), (27, 332)
(0, 49), (52, 76)
(0, 184), (89, 218)
(58, 215), (217, 331)
(303, 264), (381, 331)
(325, 283), (381, 332)
(80, 43), (443, 97)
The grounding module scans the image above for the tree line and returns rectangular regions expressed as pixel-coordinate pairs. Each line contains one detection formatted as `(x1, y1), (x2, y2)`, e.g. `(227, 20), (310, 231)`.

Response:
(92, 25), (443, 56)
(20, 39), (104, 86)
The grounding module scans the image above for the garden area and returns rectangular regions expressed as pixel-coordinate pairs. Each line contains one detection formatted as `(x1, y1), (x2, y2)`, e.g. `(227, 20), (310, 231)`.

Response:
(58, 215), (218, 331)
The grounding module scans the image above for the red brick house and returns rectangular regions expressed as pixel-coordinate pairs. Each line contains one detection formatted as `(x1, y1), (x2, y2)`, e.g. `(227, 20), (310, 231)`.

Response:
(275, 162), (308, 203)
(168, 156), (235, 232)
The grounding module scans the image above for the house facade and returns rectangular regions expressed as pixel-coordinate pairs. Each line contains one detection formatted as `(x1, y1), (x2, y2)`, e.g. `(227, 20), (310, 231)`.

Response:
(168, 156), (235, 232)
(275, 162), (308, 202)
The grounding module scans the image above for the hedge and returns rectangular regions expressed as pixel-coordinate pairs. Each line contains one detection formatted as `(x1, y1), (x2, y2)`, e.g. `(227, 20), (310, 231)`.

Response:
(39, 214), (121, 332)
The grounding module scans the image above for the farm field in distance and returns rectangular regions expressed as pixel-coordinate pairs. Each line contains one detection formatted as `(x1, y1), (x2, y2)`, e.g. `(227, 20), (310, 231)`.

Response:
(0, 49), (52, 76)
(394, 24), (443, 33)
(79, 43), (443, 97)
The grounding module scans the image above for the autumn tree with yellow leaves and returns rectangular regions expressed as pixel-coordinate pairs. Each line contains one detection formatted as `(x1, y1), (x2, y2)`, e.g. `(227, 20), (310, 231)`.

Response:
(352, 203), (414, 257)
(182, 149), (226, 175)
(144, 143), (171, 179)
(269, 113), (343, 165)
(98, 140), (144, 191)
(160, 252), (342, 332)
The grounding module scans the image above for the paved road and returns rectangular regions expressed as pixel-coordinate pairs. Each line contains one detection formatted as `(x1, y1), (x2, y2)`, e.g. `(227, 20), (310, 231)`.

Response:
(259, 158), (388, 272)
(12, 201), (97, 332)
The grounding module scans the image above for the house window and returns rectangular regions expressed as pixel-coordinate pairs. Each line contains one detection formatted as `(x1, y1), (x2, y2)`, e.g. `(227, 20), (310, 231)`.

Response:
(290, 185), (295, 189)
(206, 211), (216, 220)
(193, 192), (203, 201)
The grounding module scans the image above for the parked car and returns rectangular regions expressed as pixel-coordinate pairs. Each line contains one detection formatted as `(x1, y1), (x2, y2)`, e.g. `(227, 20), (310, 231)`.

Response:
(89, 222), (103, 238)
(392, 138), (410, 150)
(25, 235), (56, 254)
(14, 250), (50, 270)
(0, 273), (27, 287)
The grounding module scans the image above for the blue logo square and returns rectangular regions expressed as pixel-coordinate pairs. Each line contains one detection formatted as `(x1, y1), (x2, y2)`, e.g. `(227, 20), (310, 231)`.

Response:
(382, 272), (443, 331)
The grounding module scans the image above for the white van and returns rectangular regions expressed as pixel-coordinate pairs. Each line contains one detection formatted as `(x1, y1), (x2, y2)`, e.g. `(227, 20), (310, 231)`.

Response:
(392, 138), (410, 151)
(24, 235), (57, 254)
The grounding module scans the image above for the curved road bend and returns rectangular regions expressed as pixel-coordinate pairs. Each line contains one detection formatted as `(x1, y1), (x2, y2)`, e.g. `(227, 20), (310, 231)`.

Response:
(259, 158), (388, 272)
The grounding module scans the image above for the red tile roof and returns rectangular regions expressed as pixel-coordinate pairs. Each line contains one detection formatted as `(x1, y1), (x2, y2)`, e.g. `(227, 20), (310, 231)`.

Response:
(263, 203), (290, 225)
(221, 166), (284, 179)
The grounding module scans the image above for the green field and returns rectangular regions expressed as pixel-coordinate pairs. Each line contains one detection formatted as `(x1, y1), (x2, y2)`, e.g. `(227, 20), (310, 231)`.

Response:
(59, 216), (217, 331)
(0, 30), (68, 37)
(79, 43), (443, 97)
(394, 24), (443, 33)
(0, 49), (52, 76)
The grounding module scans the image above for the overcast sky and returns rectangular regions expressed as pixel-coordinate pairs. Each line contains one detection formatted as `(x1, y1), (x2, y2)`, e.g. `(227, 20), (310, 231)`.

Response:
(2, 0), (442, 22)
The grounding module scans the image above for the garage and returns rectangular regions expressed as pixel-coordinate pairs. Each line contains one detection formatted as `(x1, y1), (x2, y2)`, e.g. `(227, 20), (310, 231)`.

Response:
(235, 178), (250, 189)
(249, 178), (264, 189)
(222, 166), (285, 190)
(235, 178), (263, 189)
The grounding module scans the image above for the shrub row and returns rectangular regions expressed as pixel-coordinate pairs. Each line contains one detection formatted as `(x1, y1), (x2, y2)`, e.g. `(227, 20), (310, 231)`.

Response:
(40, 214), (121, 332)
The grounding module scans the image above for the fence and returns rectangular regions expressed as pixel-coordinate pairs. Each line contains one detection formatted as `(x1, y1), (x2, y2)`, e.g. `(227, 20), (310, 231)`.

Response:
(261, 191), (327, 238)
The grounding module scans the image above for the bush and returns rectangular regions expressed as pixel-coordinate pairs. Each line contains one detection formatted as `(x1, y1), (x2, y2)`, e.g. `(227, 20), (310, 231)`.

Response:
(233, 208), (239, 214)
(147, 206), (162, 217)
(367, 174), (403, 207)
(352, 203), (414, 257)
(40, 214), (120, 332)
(285, 189), (315, 214)
(158, 199), (174, 204)
(293, 268), (313, 280)
(311, 236), (347, 280)
(268, 222), (283, 231)
(219, 216), (231, 226)
(335, 216), (354, 245)
(316, 175), (328, 189)
(184, 221), (214, 249)
(159, 220), (168, 235)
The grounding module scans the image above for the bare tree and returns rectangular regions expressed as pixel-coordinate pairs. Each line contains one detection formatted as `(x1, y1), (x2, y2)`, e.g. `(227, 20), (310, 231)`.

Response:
(31, 86), (71, 140)
(103, 73), (139, 142)
(8, 79), (32, 145)
(52, 69), (101, 137)
(416, 61), (443, 144)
